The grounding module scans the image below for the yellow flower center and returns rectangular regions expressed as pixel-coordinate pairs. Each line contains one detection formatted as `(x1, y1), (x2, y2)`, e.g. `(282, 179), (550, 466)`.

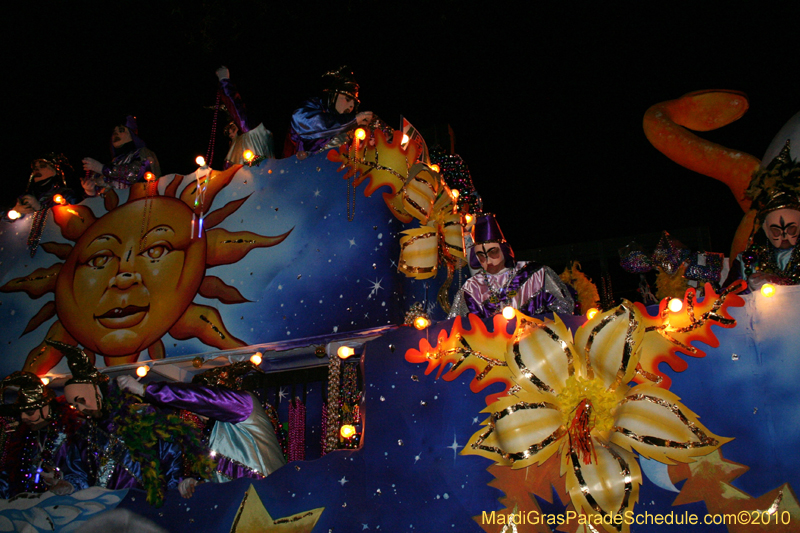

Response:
(556, 375), (619, 439)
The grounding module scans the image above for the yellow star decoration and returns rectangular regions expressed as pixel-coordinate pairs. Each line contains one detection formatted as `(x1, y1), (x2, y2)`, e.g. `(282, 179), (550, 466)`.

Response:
(230, 485), (324, 533)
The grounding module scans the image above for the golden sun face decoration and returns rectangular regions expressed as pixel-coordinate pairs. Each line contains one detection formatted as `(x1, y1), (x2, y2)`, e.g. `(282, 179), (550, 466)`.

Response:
(1, 166), (292, 374)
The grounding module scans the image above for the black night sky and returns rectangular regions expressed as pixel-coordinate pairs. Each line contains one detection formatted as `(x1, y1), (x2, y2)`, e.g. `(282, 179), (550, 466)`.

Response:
(5, 2), (798, 294)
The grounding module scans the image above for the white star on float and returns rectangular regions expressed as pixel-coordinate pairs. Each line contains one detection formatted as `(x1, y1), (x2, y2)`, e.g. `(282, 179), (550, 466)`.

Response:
(362, 525), (369, 530)
(278, 387), (288, 401)
(472, 416), (479, 424)
(338, 476), (349, 486)
(389, 259), (397, 268)
(414, 452), (422, 464)
(313, 189), (321, 197)
(367, 278), (384, 297)
(446, 434), (462, 461)
(348, 238), (357, 247)
(277, 284), (283, 290)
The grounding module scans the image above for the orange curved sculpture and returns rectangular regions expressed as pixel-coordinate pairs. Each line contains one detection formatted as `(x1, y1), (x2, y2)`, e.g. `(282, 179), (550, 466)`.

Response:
(643, 90), (761, 259)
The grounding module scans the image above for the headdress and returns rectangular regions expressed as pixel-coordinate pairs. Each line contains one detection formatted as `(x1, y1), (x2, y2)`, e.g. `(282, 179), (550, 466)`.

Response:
(468, 213), (515, 270)
(192, 361), (262, 389)
(28, 152), (71, 190)
(113, 115), (146, 154)
(322, 66), (360, 111)
(45, 339), (109, 387)
(0, 371), (55, 411)
(744, 140), (800, 242)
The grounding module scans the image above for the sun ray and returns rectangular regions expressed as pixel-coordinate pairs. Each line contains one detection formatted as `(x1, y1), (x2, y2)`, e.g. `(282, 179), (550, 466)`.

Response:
(169, 303), (246, 349)
(165, 174), (186, 198)
(206, 228), (294, 267)
(39, 241), (73, 260)
(204, 195), (252, 229)
(199, 276), (252, 304)
(180, 165), (243, 213)
(23, 322), (78, 374)
(0, 264), (61, 298)
(51, 204), (97, 241)
(21, 301), (56, 337)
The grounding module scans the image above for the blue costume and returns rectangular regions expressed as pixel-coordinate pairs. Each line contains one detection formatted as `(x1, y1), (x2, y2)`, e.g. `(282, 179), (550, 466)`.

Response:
(285, 97), (359, 156)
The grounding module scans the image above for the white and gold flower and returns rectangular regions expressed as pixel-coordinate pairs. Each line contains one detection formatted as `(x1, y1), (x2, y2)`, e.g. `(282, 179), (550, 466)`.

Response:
(463, 302), (730, 530)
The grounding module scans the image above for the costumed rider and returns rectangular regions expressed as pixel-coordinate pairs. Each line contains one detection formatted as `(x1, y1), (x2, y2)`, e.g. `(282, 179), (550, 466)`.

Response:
(729, 141), (800, 289)
(47, 340), (212, 507)
(449, 213), (574, 319)
(216, 66), (275, 167)
(81, 115), (161, 195)
(284, 66), (374, 159)
(117, 361), (285, 499)
(0, 371), (84, 498)
(6, 153), (82, 220)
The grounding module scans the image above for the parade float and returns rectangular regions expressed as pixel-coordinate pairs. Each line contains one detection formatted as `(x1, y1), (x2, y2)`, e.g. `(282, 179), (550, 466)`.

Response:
(0, 101), (798, 532)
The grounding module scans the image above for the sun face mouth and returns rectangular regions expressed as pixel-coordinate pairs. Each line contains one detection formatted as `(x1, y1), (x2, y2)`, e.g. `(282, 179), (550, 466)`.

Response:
(95, 304), (150, 329)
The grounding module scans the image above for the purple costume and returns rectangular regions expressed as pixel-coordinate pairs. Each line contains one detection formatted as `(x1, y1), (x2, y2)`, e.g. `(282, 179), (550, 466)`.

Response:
(450, 261), (575, 319)
(145, 382), (285, 482)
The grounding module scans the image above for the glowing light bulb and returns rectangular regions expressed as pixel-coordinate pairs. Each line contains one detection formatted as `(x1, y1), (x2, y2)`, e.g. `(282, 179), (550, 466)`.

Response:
(430, 164), (440, 173)
(195, 156), (206, 167)
(243, 150), (255, 162)
(761, 283), (776, 298)
(41, 377), (50, 386)
(53, 194), (66, 205)
(340, 424), (356, 439)
(354, 128), (366, 140)
(451, 189), (460, 199)
(144, 172), (156, 182)
(464, 214), (473, 224)
(337, 346), (355, 359)
(668, 298), (683, 313)
(413, 316), (430, 330)
(502, 306), (515, 320)
(585, 307), (599, 320)
(7, 210), (21, 220)
(136, 365), (149, 378)
(250, 352), (263, 365)
(401, 133), (409, 144)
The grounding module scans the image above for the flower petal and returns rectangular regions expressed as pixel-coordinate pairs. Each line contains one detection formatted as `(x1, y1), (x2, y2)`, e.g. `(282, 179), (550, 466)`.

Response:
(562, 439), (641, 533)
(465, 391), (564, 469)
(610, 384), (732, 464)
(510, 315), (577, 394)
(574, 301), (643, 390)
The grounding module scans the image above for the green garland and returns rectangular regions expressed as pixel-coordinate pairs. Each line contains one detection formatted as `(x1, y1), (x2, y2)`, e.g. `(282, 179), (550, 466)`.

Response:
(106, 386), (216, 507)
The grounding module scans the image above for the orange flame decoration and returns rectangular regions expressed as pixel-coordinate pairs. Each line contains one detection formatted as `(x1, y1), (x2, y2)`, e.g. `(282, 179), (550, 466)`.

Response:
(328, 129), (465, 308)
(634, 281), (746, 389)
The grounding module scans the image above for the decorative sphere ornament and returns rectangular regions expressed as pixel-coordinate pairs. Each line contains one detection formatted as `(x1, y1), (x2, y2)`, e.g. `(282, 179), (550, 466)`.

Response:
(7, 210), (21, 220)
(354, 128), (366, 140)
(195, 156), (206, 167)
(586, 307), (599, 320)
(340, 424), (356, 439)
(136, 365), (149, 378)
(243, 150), (255, 162)
(192, 356), (204, 368)
(501, 306), (515, 319)
(668, 298), (683, 313)
(144, 172), (156, 181)
(337, 346), (355, 359)
(413, 316), (430, 330)
(250, 352), (263, 365)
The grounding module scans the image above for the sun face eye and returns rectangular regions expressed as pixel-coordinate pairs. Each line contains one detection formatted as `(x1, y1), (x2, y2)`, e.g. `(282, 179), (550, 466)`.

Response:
(85, 251), (114, 268)
(142, 242), (173, 260)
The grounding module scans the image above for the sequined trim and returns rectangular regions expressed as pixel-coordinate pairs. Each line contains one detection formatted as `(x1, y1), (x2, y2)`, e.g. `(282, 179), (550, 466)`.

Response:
(471, 401), (564, 463)
(614, 394), (720, 448)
